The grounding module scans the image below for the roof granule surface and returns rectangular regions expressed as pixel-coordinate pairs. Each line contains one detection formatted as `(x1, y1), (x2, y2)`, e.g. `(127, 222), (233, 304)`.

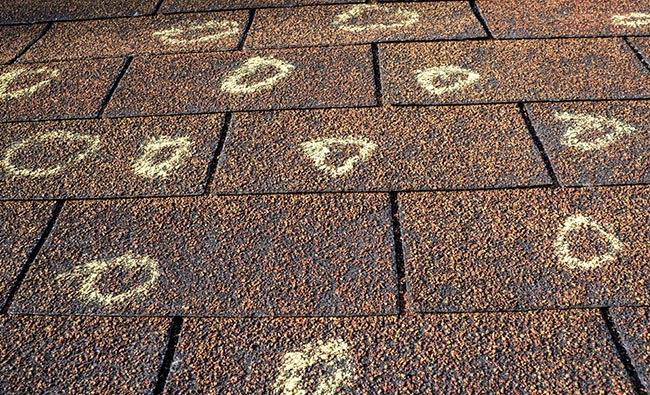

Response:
(0, 201), (54, 307)
(611, 307), (650, 390)
(212, 105), (551, 194)
(478, 0), (650, 38)
(400, 186), (650, 312)
(379, 38), (650, 105)
(166, 310), (632, 394)
(526, 100), (649, 186)
(0, 24), (45, 64)
(105, 45), (376, 116)
(246, 2), (485, 49)
(12, 193), (397, 316)
(0, 114), (223, 199)
(0, 58), (124, 122)
(162, 0), (361, 13)
(0, 0), (158, 24)
(0, 315), (168, 394)
(21, 11), (249, 62)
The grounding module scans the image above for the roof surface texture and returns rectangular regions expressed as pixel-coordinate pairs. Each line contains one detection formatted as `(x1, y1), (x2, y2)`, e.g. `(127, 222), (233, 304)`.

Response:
(0, 0), (649, 394)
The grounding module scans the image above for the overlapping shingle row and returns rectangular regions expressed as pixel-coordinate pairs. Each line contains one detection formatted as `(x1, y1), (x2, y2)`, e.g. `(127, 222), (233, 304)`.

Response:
(0, 1), (649, 394)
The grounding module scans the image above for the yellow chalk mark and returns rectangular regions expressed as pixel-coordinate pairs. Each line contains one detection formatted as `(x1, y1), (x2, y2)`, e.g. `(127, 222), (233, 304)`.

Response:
(0, 66), (59, 100)
(1, 131), (100, 178)
(331, 4), (419, 32)
(132, 135), (193, 180)
(300, 136), (377, 177)
(221, 56), (295, 94)
(152, 20), (240, 45)
(415, 65), (480, 95)
(274, 339), (355, 395)
(612, 13), (650, 27)
(554, 112), (636, 151)
(553, 214), (624, 270)
(56, 252), (160, 306)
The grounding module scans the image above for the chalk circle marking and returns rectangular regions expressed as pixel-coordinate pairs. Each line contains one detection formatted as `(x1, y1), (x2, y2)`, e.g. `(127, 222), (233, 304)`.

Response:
(56, 252), (160, 306)
(274, 339), (355, 395)
(300, 136), (378, 177)
(221, 56), (296, 94)
(553, 214), (624, 270)
(415, 65), (480, 96)
(554, 111), (636, 152)
(132, 135), (194, 180)
(0, 66), (60, 100)
(612, 13), (650, 27)
(332, 4), (419, 32)
(2, 131), (100, 178)
(152, 20), (240, 45)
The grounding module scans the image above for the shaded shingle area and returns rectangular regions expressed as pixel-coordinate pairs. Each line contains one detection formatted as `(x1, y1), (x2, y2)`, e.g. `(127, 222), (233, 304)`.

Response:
(162, 0), (361, 13)
(0, 315), (168, 394)
(166, 310), (633, 394)
(0, 59), (124, 122)
(379, 38), (650, 105)
(478, 0), (650, 39)
(611, 307), (650, 390)
(212, 105), (550, 194)
(246, 2), (485, 49)
(0, 115), (223, 199)
(0, 24), (45, 64)
(11, 194), (397, 316)
(0, 202), (54, 308)
(0, 0), (158, 24)
(105, 46), (375, 116)
(21, 11), (248, 62)
(399, 186), (650, 313)
(526, 100), (649, 186)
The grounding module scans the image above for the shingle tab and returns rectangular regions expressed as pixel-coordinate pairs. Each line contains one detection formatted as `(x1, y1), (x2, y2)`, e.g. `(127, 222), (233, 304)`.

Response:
(0, 24), (45, 64)
(166, 310), (632, 394)
(162, 0), (361, 13)
(22, 11), (248, 62)
(0, 0), (158, 24)
(105, 46), (375, 116)
(12, 194), (397, 316)
(0, 315), (168, 394)
(379, 38), (650, 105)
(212, 105), (550, 194)
(400, 186), (650, 312)
(246, 2), (485, 49)
(0, 58), (124, 122)
(611, 307), (650, 390)
(478, 0), (650, 38)
(0, 115), (223, 199)
(526, 101), (649, 186)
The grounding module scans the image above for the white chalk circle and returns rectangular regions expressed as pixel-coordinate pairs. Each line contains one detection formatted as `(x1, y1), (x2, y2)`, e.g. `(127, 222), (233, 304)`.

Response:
(331, 4), (419, 32)
(612, 13), (650, 27)
(152, 20), (240, 45)
(220, 56), (295, 94)
(132, 135), (193, 180)
(56, 252), (160, 306)
(0, 66), (59, 100)
(553, 214), (624, 270)
(300, 136), (378, 177)
(1, 131), (100, 178)
(415, 65), (480, 95)
(554, 111), (636, 152)
(274, 339), (355, 395)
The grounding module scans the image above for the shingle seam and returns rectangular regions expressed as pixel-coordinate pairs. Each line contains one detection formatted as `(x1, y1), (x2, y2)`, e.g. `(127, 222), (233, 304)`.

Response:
(0, 200), (64, 314)
(96, 55), (133, 118)
(469, 0), (494, 39)
(152, 316), (184, 395)
(6, 22), (52, 65)
(389, 192), (406, 316)
(518, 102), (559, 187)
(237, 9), (256, 50)
(203, 112), (232, 195)
(600, 307), (648, 395)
